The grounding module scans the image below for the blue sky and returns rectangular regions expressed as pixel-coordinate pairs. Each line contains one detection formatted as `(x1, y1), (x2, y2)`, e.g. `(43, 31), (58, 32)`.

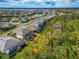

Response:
(0, 0), (79, 8)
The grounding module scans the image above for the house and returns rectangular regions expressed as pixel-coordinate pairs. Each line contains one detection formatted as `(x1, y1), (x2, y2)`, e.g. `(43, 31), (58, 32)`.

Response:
(26, 24), (41, 32)
(0, 18), (10, 22)
(29, 18), (44, 27)
(22, 23), (41, 32)
(0, 35), (24, 56)
(18, 18), (28, 22)
(10, 17), (28, 22)
(53, 21), (62, 29)
(21, 19), (42, 32)
(16, 28), (32, 39)
(10, 18), (19, 22)
(34, 18), (45, 26)
(0, 22), (14, 30)
(43, 15), (55, 22)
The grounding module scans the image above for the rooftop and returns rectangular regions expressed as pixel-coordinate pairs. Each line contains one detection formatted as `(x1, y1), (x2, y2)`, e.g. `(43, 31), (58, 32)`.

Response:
(0, 35), (24, 53)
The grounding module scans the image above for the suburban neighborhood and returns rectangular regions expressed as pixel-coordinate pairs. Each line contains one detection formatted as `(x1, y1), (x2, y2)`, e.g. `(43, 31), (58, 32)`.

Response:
(0, 0), (79, 59)
(0, 9), (56, 56)
(0, 9), (79, 59)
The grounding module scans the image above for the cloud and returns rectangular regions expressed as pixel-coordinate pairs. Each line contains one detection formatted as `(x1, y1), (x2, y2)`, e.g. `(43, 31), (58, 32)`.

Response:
(0, 0), (78, 8)
(0, 0), (20, 6)
(54, 0), (77, 4)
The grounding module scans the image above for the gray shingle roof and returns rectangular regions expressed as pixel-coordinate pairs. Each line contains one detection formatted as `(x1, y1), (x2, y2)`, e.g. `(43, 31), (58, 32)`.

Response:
(0, 22), (13, 29)
(0, 35), (24, 53)
(16, 28), (30, 36)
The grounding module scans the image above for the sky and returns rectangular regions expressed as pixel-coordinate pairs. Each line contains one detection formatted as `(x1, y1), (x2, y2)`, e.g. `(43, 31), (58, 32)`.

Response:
(0, 0), (79, 8)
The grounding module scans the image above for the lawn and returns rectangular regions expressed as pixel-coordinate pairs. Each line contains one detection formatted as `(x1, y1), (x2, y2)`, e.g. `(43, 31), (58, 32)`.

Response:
(0, 30), (7, 35)
(0, 52), (8, 59)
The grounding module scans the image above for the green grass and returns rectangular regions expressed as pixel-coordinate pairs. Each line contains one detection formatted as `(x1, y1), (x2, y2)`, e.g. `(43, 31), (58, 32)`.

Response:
(11, 33), (17, 38)
(0, 30), (8, 35)
(0, 52), (8, 59)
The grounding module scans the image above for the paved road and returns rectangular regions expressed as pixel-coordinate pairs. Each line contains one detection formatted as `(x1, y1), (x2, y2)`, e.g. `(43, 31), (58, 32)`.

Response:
(2, 26), (21, 36)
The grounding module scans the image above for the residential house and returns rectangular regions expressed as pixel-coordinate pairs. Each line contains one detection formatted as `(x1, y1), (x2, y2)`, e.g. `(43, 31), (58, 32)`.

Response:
(53, 21), (62, 29)
(10, 18), (19, 22)
(0, 22), (14, 30)
(43, 15), (55, 22)
(10, 18), (28, 22)
(16, 28), (32, 39)
(21, 19), (43, 32)
(18, 18), (28, 22)
(0, 35), (24, 56)
(0, 18), (10, 22)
